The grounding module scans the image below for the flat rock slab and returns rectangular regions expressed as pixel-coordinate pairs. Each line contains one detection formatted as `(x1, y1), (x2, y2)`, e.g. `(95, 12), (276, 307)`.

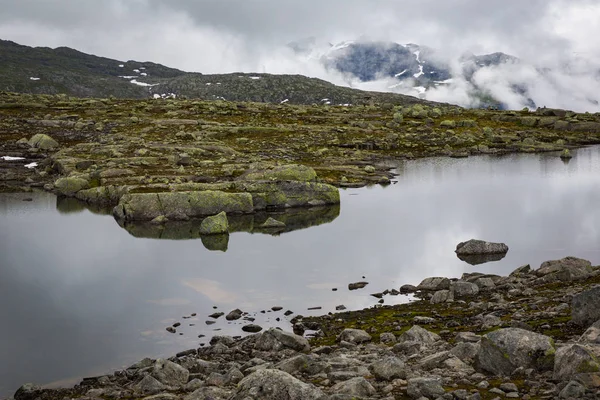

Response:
(455, 239), (509, 255)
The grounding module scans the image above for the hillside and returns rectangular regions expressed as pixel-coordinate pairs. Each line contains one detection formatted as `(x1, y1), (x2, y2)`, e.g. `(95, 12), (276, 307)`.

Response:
(0, 39), (434, 107)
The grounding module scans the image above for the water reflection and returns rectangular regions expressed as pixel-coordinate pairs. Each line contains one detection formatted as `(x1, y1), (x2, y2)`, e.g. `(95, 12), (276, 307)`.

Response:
(456, 252), (507, 266)
(1, 147), (600, 396)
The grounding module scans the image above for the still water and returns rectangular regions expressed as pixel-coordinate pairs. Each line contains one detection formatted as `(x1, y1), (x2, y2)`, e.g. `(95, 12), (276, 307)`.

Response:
(1, 148), (600, 395)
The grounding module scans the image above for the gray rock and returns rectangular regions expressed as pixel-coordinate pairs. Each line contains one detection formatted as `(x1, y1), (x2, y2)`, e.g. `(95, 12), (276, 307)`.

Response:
(580, 320), (600, 344)
(430, 290), (453, 304)
(54, 177), (90, 196)
(379, 332), (397, 344)
(255, 328), (310, 352)
(184, 387), (232, 400)
(417, 277), (450, 291)
(330, 377), (376, 398)
(348, 281), (368, 290)
(369, 356), (407, 380)
(337, 328), (372, 344)
(133, 375), (167, 395)
(141, 394), (179, 400)
(406, 376), (446, 399)
(398, 325), (441, 346)
(199, 211), (229, 235)
(242, 324), (263, 333)
(559, 380), (586, 399)
(473, 277), (496, 290)
(476, 328), (555, 376)
(450, 342), (480, 364)
(28, 134), (59, 150)
(451, 281), (480, 297)
(573, 286), (600, 328)
(553, 344), (600, 381)
(14, 383), (41, 400)
(151, 358), (190, 387)
(231, 369), (327, 400)
(535, 256), (592, 283)
(510, 264), (531, 277)
(226, 309), (243, 321)
(455, 239), (508, 255)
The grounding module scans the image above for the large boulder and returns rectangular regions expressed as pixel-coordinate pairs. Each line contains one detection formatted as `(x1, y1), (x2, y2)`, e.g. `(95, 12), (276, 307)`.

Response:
(199, 212), (229, 235)
(254, 328), (310, 352)
(151, 359), (189, 387)
(337, 328), (372, 344)
(28, 134), (59, 150)
(330, 377), (376, 398)
(417, 277), (450, 291)
(450, 280), (480, 298)
(476, 328), (555, 376)
(231, 369), (327, 400)
(397, 325), (441, 346)
(455, 239), (508, 255)
(535, 256), (593, 284)
(54, 177), (90, 196)
(113, 191), (254, 221)
(573, 287), (600, 328)
(553, 344), (600, 382)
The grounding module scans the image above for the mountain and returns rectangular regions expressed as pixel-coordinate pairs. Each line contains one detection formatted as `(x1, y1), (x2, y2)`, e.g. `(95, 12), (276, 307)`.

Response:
(0, 39), (434, 106)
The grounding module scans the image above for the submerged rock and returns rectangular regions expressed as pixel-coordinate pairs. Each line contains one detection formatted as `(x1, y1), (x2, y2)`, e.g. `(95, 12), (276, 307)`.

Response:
(455, 239), (509, 255)
(261, 217), (286, 228)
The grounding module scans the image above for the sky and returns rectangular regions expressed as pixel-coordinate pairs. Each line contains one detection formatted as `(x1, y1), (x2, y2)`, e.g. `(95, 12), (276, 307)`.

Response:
(0, 0), (599, 110)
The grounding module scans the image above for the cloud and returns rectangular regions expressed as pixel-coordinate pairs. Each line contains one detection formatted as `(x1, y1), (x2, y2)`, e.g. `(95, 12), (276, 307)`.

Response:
(0, 0), (598, 110)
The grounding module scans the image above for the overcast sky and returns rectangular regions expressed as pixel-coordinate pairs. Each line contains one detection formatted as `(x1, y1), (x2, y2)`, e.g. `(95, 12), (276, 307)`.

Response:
(0, 0), (599, 110)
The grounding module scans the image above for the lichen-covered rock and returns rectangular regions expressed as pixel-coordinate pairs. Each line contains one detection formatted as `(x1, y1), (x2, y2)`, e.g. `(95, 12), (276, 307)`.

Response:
(330, 377), (376, 397)
(451, 280), (480, 298)
(455, 239), (509, 255)
(337, 328), (372, 344)
(28, 134), (59, 150)
(417, 277), (450, 291)
(239, 181), (340, 210)
(476, 328), (555, 376)
(406, 376), (445, 399)
(397, 325), (441, 346)
(369, 356), (407, 380)
(572, 286), (600, 328)
(54, 177), (90, 196)
(151, 358), (189, 387)
(231, 369), (327, 400)
(254, 328), (310, 352)
(75, 185), (128, 205)
(535, 256), (592, 284)
(553, 344), (600, 382)
(241, 164), (317, 182)
(114, 191), (254, 221)
(199, 212), (229, 235)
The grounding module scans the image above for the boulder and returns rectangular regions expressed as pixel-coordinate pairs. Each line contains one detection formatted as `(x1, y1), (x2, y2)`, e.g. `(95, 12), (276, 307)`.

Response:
(476, 328), (555, 376)
(133, 375), (166, 395)
(580, 320), (600, 344)
(151, 358), (189, 387)
(226, 309), (243, 321)
(553, 344), (600, 381)
(28, 134), (59, 150)
(369, 356), (407, 380)
(337, 328), (372, 344)
(231, 369), (327, 400)
(199, 212), (229, 235)
(559, 381), (586, 399)
(406, 376), (446, 399)
(455, 239), (509, 255)
(330, 377), (376, 398)
(254, 328), (310, 352)
(451, 280), (480, 298)
(417, 277), (451, 291)
(572, 287), (600, 328)
(398, 325), (441, 346)
(430, 290), (453, 304)
(535, 256), (592, 284)
(54, 177), (90, 196)
(114, 191), (254, 221)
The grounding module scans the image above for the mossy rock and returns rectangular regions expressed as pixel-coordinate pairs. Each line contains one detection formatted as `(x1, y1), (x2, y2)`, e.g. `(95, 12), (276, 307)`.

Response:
(199, 211), (229, 235)
(241, 165), (317, 182)
(28, 134), (59, 150)
(54, 177), (90, 196)
(440, 120), (456, 128)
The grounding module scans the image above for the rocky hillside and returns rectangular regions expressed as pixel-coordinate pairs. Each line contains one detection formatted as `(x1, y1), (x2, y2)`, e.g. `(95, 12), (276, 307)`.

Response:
(0, 39), (433, 106)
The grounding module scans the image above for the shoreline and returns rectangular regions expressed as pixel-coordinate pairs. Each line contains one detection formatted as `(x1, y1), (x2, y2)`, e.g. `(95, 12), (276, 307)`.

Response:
(8, 255), (600, 400)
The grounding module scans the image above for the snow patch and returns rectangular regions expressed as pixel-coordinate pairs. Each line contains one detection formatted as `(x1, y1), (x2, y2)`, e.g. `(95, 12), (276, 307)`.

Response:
(118, 64), (124, 68)
(413, 65), (424, 78)
(414, 86), (427, 95)
(249, 76), (261, 80)
(29, 77), (40, 81)
(330, 41), (355, 51)
(133, 69), (140, 73)
(24, 162), (38, 169)
(130, 79), (159, 87)
(119, 75), (138, 79)
(434, 78), (454, 84)
(139, 67), (146, 70)
(153, 93), (176, 99)
(1, 156), (25, 161)
(413, 50), (421, 63)
(206, 82), (212, 85)
(216, 82), (221, 85)
(394, 69), (408, 77)
(280, 99), (289, 104)
(140, 72), (147, 76)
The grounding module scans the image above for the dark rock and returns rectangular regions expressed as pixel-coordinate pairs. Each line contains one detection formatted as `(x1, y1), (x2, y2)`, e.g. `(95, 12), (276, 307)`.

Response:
(226, 309), (243, 321)
(348, 281), (369, 290)
(455, 239), (509, 255)
(166, 326), (176, 333)
(242, 324), (263, 333)
(209, 312), (224, 319)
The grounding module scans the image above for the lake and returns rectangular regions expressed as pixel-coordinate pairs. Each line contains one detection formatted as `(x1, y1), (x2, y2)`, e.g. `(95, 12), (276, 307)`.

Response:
(1, 147), (600, 396)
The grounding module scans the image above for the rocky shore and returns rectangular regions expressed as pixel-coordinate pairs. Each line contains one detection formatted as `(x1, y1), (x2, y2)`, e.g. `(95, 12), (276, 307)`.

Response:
(9, 255), (600, 400)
